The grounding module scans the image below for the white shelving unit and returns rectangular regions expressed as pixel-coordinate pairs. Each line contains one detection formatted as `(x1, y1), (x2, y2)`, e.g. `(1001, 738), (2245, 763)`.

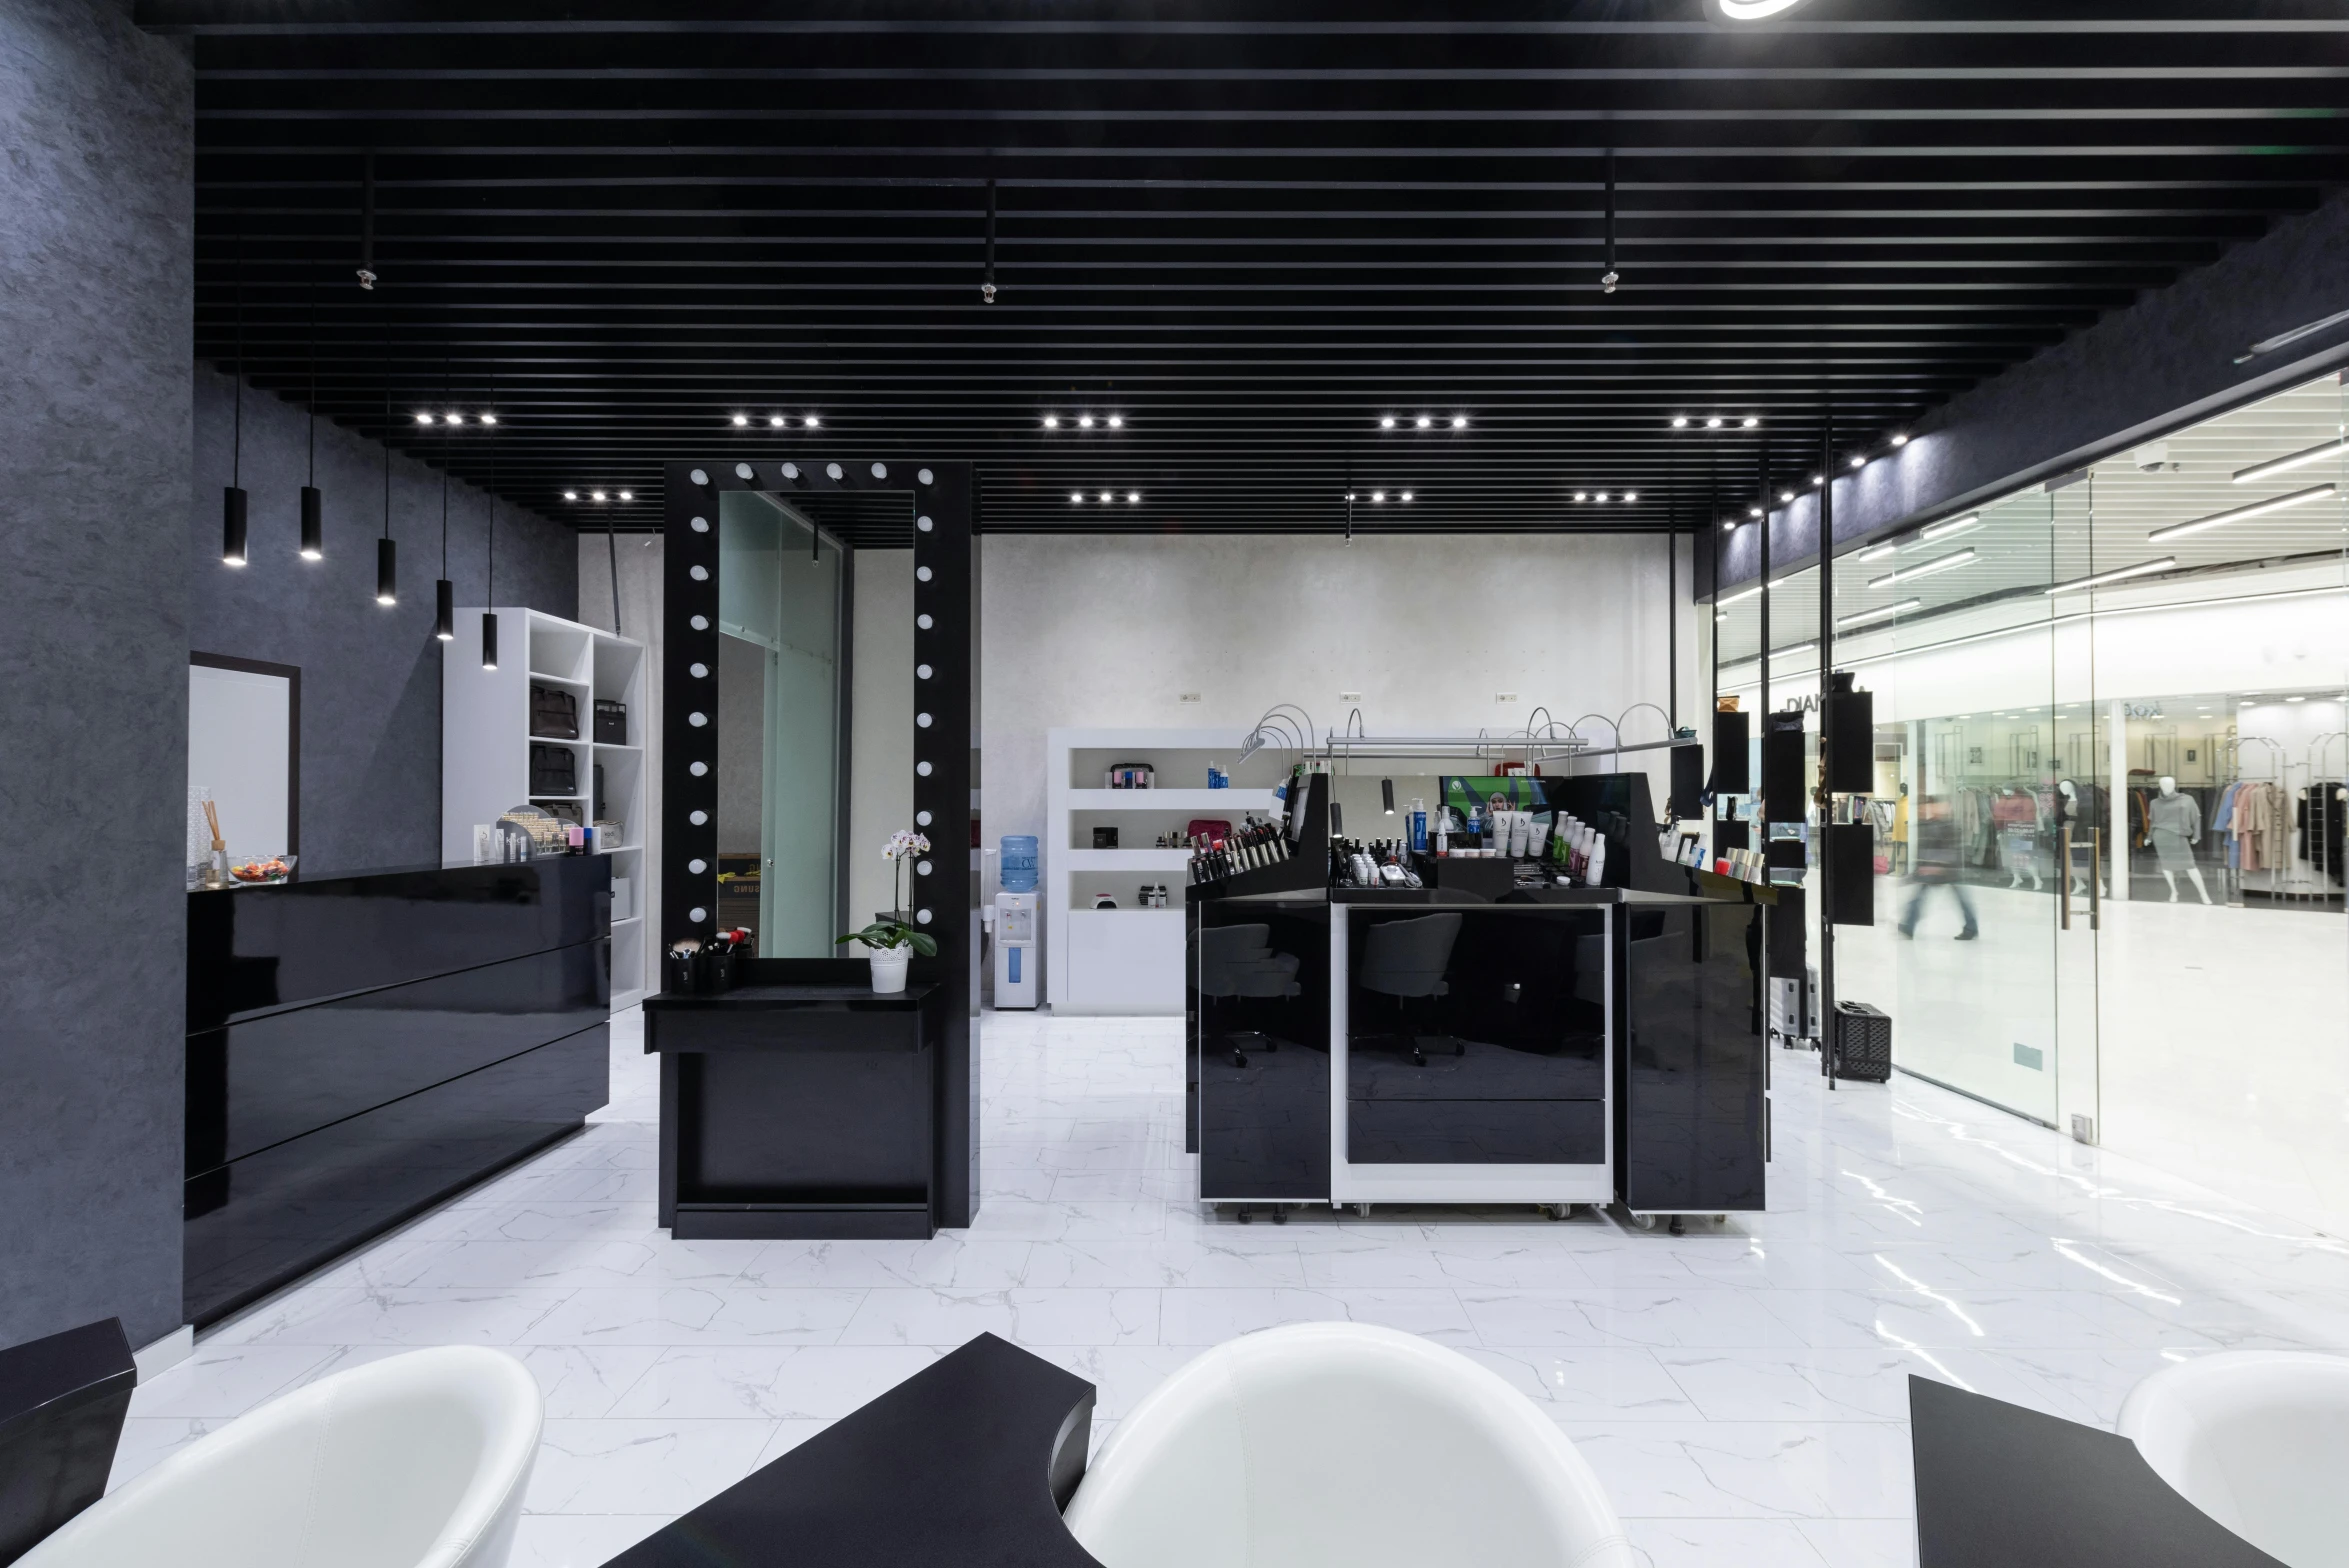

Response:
(445, 607), (652, 1007)
(1045, 727), (1285, 1015)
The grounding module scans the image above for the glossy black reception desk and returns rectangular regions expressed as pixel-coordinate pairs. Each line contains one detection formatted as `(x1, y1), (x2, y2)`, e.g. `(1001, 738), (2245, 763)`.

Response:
(185, 858), (610, 1325)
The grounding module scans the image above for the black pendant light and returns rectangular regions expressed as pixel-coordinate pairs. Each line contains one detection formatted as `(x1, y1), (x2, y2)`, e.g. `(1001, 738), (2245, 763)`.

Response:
(434, 359), (454, 641)
(300, 275), (323, 560)
(376, 354), (396, 605)
(482, 387), (498, 670)
(222, 218), (248, 567)
(1600, 147), (1620, 295)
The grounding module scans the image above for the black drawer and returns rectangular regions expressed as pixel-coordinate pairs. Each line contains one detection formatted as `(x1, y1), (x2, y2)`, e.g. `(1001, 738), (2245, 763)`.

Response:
(1347, 1098), (1605, 1165)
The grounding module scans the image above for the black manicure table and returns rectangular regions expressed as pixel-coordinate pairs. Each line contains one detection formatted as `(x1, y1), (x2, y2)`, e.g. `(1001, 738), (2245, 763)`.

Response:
(601, 1332), (1103, 1568)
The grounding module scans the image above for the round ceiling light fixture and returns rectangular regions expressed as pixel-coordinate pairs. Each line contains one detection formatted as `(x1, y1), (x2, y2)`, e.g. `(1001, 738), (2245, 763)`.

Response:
(1709, 0), (1807, 18)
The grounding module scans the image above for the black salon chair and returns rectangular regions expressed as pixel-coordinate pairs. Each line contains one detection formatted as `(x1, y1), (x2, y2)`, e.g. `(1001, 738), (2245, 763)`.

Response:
(1199, 923), (1301, 1067)
(0, 1318), (136, 1565)
(1359, 912), (1463, 1066)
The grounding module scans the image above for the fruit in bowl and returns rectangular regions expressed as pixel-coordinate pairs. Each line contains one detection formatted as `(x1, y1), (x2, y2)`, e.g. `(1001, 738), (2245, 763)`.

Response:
(230, 856), (294, 884)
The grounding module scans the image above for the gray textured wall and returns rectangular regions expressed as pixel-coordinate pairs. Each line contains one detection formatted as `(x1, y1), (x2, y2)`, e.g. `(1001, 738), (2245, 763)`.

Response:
(192, 364), (577, 874)
(0, 0), (193, 1349)
(1713, 190), (2349, 595)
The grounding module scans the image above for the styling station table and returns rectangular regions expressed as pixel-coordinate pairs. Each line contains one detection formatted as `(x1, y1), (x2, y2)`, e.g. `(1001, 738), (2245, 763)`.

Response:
(1189, 771), (1772, 1224)
(644, 964), (946, 1239)
(1910, 1376), (2283, 1568)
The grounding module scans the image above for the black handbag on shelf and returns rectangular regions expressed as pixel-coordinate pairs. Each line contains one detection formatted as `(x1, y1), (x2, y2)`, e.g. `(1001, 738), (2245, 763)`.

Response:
(530, 742), (579, 797)
(530, 684), (580, 739)
(593, 699), (628, 744)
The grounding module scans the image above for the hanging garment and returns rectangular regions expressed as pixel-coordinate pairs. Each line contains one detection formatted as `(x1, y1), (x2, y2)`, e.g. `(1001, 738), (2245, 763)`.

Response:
(2147, 790), (2202, 873)
(2214, 780), (2245, 871)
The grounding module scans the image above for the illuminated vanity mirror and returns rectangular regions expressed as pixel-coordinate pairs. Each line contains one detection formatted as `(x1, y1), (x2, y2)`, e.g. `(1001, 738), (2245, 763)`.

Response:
(714, 489), (915, 956)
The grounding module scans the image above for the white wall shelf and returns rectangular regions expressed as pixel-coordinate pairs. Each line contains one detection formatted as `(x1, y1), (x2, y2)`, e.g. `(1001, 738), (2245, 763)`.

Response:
(446, 606), (651, 1003)
(1047, 726), (1285, 1014)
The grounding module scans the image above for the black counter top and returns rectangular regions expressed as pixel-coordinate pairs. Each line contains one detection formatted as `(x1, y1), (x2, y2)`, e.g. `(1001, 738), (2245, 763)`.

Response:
(187, 853), (606, 890)
(1333, 884), (1723, 908)
(647, 983), (936, 1012)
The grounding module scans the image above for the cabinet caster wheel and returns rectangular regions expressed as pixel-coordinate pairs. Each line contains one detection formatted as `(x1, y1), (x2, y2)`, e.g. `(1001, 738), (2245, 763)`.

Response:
(1668, 1216), (1686, 1237)
(1628, 1212), (1657, 1232)
(1236, 1205), (1253, 1224)
(1354, 1202), (1373, 1218)
(1541, 1203), (1571, 1221)
(1272, 1205), (1287, 1225)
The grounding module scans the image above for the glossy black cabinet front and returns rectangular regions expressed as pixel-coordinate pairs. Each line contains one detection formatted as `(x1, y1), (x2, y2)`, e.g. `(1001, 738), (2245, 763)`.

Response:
(1615, 891), (1769, 1213)
(1193, 899), (1331, 1202)
(1344, 907), (1607, 1164)
(185, 858), (610, 1326)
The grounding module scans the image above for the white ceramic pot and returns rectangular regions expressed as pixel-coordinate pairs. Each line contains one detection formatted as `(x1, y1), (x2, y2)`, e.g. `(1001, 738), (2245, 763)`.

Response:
(869, 946), (911, 993)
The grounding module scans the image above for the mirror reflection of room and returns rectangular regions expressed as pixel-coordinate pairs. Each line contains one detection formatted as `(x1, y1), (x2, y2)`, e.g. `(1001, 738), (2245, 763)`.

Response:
(715, 489), (914, 957)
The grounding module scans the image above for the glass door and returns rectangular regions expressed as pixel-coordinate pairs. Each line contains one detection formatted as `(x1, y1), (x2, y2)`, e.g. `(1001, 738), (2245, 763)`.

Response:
(2050, 476), (2102, 1144)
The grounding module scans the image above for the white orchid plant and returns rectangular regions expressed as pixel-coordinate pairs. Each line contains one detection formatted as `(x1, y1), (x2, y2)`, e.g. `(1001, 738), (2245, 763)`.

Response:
(836, 829), (938, 956)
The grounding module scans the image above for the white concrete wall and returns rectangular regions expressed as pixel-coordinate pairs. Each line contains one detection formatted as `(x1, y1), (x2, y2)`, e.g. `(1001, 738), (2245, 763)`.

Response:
(980, 532), (1700, 855)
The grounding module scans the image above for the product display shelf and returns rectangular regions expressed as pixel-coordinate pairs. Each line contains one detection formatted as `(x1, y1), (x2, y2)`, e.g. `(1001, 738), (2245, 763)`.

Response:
(1046, 726), (1291, 1015)
(445, 606), (653, 1005)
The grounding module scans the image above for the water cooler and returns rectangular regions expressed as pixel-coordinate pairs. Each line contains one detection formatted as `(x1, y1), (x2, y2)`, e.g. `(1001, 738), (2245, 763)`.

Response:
(994, 834), (1040, 1009)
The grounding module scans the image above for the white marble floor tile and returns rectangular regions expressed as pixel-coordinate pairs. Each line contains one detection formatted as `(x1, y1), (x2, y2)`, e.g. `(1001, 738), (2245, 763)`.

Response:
(135, 999), (2349, 1559)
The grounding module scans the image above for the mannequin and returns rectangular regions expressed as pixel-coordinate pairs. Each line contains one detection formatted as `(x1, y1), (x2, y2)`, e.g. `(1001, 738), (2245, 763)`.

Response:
(2149, 775), (2212, 904)
(2058, 780), (2106, 897)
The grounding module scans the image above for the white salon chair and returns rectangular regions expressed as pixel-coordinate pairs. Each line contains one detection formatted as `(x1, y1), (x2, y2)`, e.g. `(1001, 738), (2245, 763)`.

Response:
(2118, 1350), (2349, 1568)
(21, 1345), (541, 1568)
(1064, 1322), (1635, 1568)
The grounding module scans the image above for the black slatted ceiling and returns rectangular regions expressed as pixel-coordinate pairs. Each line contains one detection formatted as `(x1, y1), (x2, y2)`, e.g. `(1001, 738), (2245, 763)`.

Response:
(147, 1), (2349, 535)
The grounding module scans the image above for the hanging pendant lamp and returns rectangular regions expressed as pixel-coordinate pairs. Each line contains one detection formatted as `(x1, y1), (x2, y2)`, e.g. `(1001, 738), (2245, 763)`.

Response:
(223, 219), (249, 566)
(482, 386), (498, 669)
(300, 276), (323, 560)
(376, 361), (397, 605)
(434, 359), (454, 640)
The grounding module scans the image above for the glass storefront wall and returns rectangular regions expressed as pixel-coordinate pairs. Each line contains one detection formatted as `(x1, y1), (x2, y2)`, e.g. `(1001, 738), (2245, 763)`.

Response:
(1716, 374), (2349, 1235)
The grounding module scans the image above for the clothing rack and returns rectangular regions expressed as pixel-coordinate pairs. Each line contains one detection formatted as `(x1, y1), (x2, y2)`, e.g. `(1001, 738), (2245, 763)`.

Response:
(2300, 732), (2346, 899)
(2217, 736), (2297, 905)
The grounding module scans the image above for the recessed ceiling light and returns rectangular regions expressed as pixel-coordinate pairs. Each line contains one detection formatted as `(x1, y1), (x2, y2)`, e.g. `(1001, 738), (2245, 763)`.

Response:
(590, 490), (607, 502)
(769, 414), (785, 428)
(1078, 415), (1095, 429)
(1400, 491), (1414, 502)
(1810, 474), (1823, 487)
(1671, 416), (1689, 428)
(1098, 491), (1112, 503)
(2148, 481), (2336, 543)
(1705, 416), (1724, 429)
(2043, 556), (2176, 595)
(1890, 432), (1909, 447)
(479, 413), (497, 426)
(1416, 415), (1432, 429)
(415, 412), (434, 425)
(1372, 491), (1387, 503)
(562, 490), (578, 501)
(1742, 416), (1759, 429)
(1451, 415), (1468, 429)
(1748, 506), (1763, 519)
(1869, 547), (1977, 589)
(443, 412), (463, 425)
(1855, 542), (1897, 562)
(1070, 491), (1083, 503)
(1722, 519), (1737, 531)
(2241, 700), (2256, 707)
(1595, 491), (1611, 502)
(618, 490), (633, 502)
(1107, 415), (1124, 429)
(2287, 695), (2308, 703)
(1713, 0), (1809, 20)
(1921, 513), (1980, 542)
(1837, 598), (1923, 630)
(1126, 491), (1140, 503)
(1779, 490), (1795, 503)
(1043, 415), (1060, 429)
(2232, 437), (2348, 484)
(1849, 454), (1867, 469)
(731, 413), (748, 426)
(1381, 416), (1397, 429)
(803, 415), (820, 428)
(1573, 491), (1588, 502)
(1623, 491), (1637, 502)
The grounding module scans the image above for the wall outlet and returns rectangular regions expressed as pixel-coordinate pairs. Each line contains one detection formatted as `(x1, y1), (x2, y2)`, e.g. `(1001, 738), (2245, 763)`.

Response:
(1340, 690), (1363, 703)
(1178, 692), (1202, 704)
(1495, 691), (1520, 704)
(2070, 1113), (2097, 1145)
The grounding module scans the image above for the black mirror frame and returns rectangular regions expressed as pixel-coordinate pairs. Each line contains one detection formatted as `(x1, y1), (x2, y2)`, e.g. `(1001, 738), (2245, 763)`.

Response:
(661, 458), (978, 1223)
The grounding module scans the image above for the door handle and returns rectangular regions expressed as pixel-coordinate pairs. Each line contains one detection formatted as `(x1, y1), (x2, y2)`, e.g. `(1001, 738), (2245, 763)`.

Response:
(2089, 828), (2101, 931)
(2060, 828), (2072, 931)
